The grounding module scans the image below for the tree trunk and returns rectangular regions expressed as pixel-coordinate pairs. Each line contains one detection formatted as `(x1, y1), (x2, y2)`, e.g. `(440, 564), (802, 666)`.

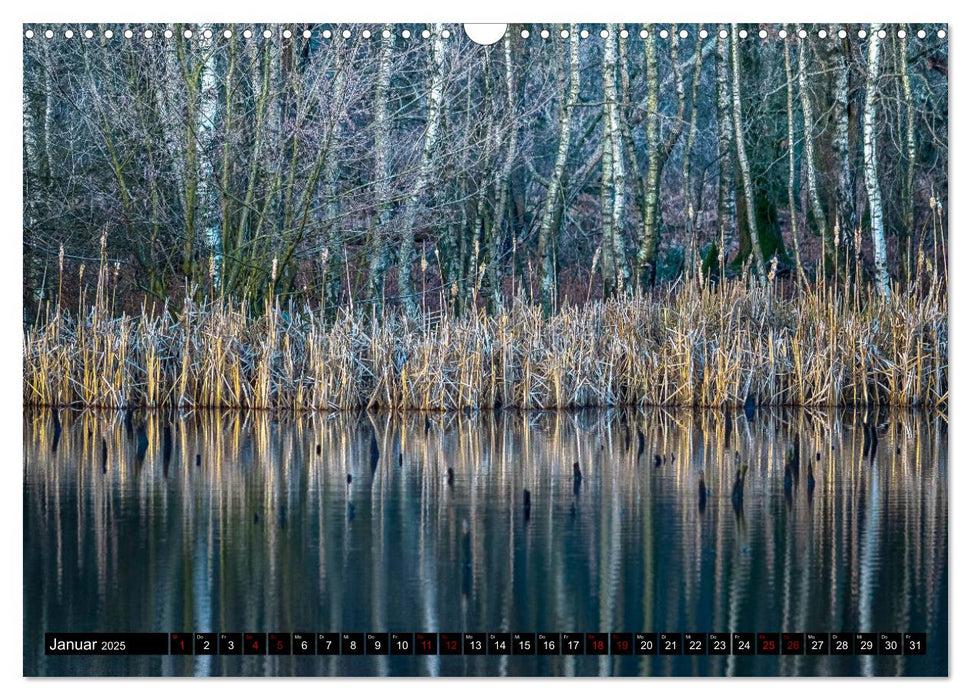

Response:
(537, 24), (579, 313)
(484, 32), (519, 312)
(23, 40), (53, 315)
(682, 27), (704, 275)
(797, 25), (828, 251)
(398, 24), (445, 318)
(730, 24), (767, 283)
(636, 25), (686, 289)
(367, 25), (395, 312)
(782, 32), (806, 283)
(899, 25), (917, 285)
(603, 25), (631, 297)
(864, 24), (891, 297)
(715, 25), (736, 278)
(829, 25), (856, 282)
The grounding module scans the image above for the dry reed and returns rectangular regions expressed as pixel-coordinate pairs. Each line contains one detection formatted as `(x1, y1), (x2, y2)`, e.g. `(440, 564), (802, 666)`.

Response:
(23, 251), (947, 411)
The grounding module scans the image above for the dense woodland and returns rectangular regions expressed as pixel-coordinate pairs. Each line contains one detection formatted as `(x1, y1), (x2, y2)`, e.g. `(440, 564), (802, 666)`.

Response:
(23, 23), (948, 320)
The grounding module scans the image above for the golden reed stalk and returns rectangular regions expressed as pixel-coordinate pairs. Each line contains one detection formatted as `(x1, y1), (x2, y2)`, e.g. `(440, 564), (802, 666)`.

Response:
(24, 267), (947, 411)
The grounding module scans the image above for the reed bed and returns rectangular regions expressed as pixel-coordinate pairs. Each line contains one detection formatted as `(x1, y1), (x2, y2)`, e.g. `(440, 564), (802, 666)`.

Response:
(24, 258), (947, 411)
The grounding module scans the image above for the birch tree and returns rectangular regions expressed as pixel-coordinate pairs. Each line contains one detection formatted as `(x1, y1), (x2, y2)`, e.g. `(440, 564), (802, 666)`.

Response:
(714, 25), (736, 275)
(484, 32), (519, 312)
(796, 26), (827, 249)
(863, 24), (891, 297)
(636, 25), (686, 288)
(899, 25), (917, 283)
(730, 24), (767, 283)
(782, 31), (806, 282)
(601, 25), (631, 298)
(682, 27), (704, 274)
(397, 24), (445, 317)
(829, 25), (856, 279)
(367, 25), (395, 311)
(536, 24), (579, 313)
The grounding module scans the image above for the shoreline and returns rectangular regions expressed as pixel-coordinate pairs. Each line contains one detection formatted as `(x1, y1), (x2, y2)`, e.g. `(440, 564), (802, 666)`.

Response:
(24, 279), (947, 412)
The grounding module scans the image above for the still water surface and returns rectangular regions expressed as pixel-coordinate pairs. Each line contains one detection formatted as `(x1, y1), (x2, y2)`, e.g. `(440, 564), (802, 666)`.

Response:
(24, 408), (947, 676)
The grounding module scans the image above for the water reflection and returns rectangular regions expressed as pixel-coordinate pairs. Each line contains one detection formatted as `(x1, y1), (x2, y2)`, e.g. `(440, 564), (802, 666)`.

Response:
(23, 407), (947, 676)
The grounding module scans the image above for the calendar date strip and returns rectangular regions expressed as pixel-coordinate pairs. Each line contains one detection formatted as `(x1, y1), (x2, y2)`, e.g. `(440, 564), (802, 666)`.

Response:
(45, 632), (926, 656)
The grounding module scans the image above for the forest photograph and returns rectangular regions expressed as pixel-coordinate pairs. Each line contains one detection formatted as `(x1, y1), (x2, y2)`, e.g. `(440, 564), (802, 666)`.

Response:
(22, 23), (947, 678)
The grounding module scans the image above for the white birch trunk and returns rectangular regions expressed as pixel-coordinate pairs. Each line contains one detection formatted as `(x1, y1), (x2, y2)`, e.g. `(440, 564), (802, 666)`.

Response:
(730, 24), (767, 282)
(367, 24), (395, 306)
(398, 24), (445, 317)
(864, 24), (890, 297)
(537, 24), (579, 311)
(197, 25), (220, 285)
(605, 26), (630, 294)
(797, 25), (827, 239)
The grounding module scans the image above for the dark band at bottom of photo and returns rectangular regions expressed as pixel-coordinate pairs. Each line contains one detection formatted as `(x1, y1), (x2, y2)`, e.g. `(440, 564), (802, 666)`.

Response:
(45, 632), (926, 657)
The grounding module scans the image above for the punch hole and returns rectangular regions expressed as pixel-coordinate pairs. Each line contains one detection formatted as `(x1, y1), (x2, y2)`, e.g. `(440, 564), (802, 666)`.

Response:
(464, 24), (507, 45)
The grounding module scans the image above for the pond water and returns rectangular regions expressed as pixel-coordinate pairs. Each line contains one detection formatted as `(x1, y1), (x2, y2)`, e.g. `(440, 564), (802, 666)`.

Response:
(23, 407), (947, 676)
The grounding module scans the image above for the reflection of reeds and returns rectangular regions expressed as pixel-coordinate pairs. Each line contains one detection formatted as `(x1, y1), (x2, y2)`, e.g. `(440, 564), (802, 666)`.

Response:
(23, 406), (948, 678)
(24, 256), (947, 410)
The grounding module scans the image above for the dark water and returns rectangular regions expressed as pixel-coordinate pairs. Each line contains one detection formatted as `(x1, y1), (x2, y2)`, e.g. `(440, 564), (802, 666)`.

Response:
(23, 408), (947, 676)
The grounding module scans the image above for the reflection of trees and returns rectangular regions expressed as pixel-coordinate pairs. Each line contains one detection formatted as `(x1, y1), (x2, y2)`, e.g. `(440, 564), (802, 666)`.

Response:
(24, 407), (947, 677)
